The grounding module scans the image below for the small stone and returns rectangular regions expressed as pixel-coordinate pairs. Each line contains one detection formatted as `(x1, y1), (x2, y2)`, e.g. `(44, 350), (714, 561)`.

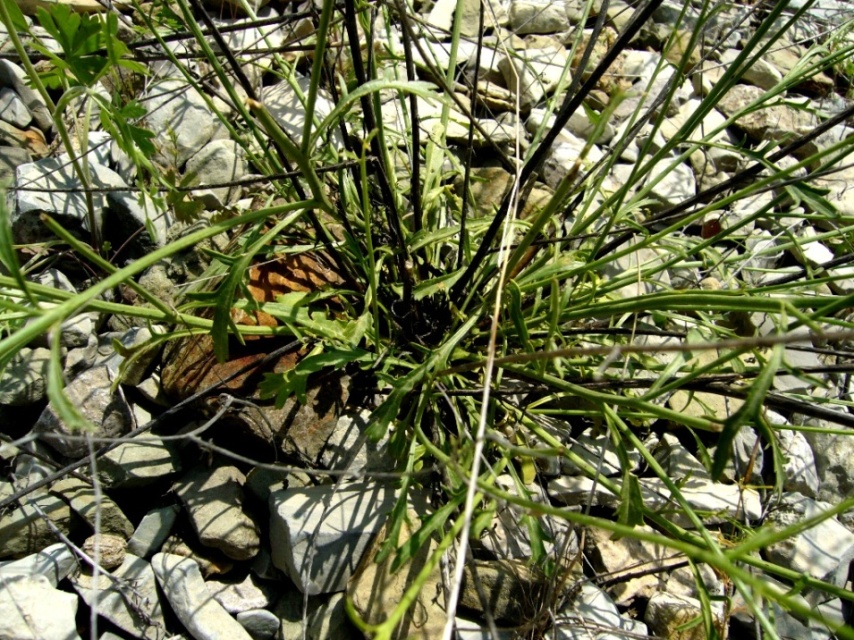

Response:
(0, 347), (49, 406)
(142, 80), (218, 168)
(98, 434), (181, 488)
(509, 0), (571, 34)
(269, 482), (397, 594)
(261, 76), (341, 152)
(184, 139), (248, 208)
(152, 553), (253, 640)
(34, 367), (133, 458)
(555, 582), (649, 639)
(0, 60), (52, 132)
(128, 505), (180, 559)
(50, 477), (134, 538)
(0, 146), (31, 183)
(0, 543), (76, 586)
(206, 572), (276, 614)
(236, 609), (280, 639)
(499, 42), (570, 108)
(0, 493), (76, 558)
(0, 87), (32, 128)
(174, 465), (261, 561)
(320, 409), (393, 474)
(583, 525), (687, 604)
(81, 533), (127, 570)
(73, 553), (167, 640)
(765, 498), (854, 584)
(0, 574), (81, 640)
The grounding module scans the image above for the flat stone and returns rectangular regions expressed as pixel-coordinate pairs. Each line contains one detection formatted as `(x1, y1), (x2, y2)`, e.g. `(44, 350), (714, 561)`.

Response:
(777, 428), (820, 497)
(106, 189), (171, 253)
(97, 434), (181, 488)
(275, 590), (356, 640)
(0, 542), (75, 586)
(555, 582), (649, 639)
(174, 465), (260, 561)
(320, 409), (393, 474)
(73, 553), (167, 640)
(0, 573), (81, 640)
(128, 505), (180, 559)
(348, 514), (445, 639)
(261, 75), (340, 152)
(0, 86), (32, 128)
(0, 347), (49, 405)
(184, 139), (248, 208)
(142, 79), (218, 168)
(802, 419), (854, 504)
(765, 498), (854, 583)
(427, 0), (486, 35)
(152, 553), (253, 640)
(499, 42), (570, 108)
(236, 609), (279, 639)
(640, 476), (763, 524)
(269, 481), (397, 594)
(0, 492), (76, 558)
(0, 60), (52, 132)
(716, 84), (813, 147)
(0, 121), (47, 156)
(14, 158), (126, 244)
(548, 475), (618, 508)
(206, 572), (276, 614)
(583, 525), (687, 604)
(509, 0), (571, 34)
(0, 146), (31, 183)
(50, 477), (134, 538)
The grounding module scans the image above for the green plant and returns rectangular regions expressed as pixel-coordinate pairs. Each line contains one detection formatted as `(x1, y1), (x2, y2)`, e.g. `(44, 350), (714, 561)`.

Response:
(2, 0), (854, 638)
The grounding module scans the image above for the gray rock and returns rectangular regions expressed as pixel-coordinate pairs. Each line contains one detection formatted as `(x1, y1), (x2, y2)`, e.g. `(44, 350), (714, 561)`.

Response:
(0, 146), (31, 183)
(106, 189), (171, 252)
(460, 559), (545, 622)
(98, 434), (181, 488)
(50, 477), (134, 538)
(0, 573), (81, 640)
(0, 347), (49, 405)
(555, 582), (648, 639)
(174, 465), (261, 561)
(499, 42), (570, 108)
(549, 475), (617, 508)
(269, 482), (397, 594)
(0, 60), (53, 132)
(206, 572), (276, 614)
(94, 326), (162, 387)
(261, 76), (339, 151)
(720, 49), (782, 90)
(652, 433), (709, 481)
(73, 553), (167, 640)
(151, 553), (253, 640)
(427, 0), (486, 36)
(480, 474), (575, 562)
(14, 158), (127, 244)
(777, 428), (820, 497)
(319, 409), (393, 474)
(509, 0), (571, 34)
(0, 86), (31, 128)
(665, 564), (724, 601)
(646, 157), (696, 208)
(58, 311), (98, 349)
(0, 492), (76, 558)
(802, 419), (854, 503)
(34, 365), (134, 459)
(582, 525), (687, 605)
(236, 609), (279, 639)
(764, 499), (854, 584)
(640, 476), (763, 525)
(184, 139), (248, 208)
(564, 428), (641, 477)
(275, 590), (357, 640)
(142, 80), (218, 168)
(0, 542), (76, 586)
(128, 505), (180, 559)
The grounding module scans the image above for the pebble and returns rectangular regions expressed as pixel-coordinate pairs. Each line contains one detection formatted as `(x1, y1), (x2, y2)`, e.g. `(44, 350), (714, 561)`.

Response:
(152, 553), (253, 640)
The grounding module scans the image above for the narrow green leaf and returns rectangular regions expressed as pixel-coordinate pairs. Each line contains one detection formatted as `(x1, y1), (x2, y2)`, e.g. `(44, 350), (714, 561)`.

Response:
(711, 345), (783, 481)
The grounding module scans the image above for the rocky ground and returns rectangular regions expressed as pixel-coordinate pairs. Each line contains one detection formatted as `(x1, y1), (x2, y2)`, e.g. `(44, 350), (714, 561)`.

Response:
(1, 0), (854, 639)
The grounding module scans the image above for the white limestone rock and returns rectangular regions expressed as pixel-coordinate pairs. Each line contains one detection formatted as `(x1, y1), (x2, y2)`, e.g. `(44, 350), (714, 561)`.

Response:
(269, 482), (397, 594)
